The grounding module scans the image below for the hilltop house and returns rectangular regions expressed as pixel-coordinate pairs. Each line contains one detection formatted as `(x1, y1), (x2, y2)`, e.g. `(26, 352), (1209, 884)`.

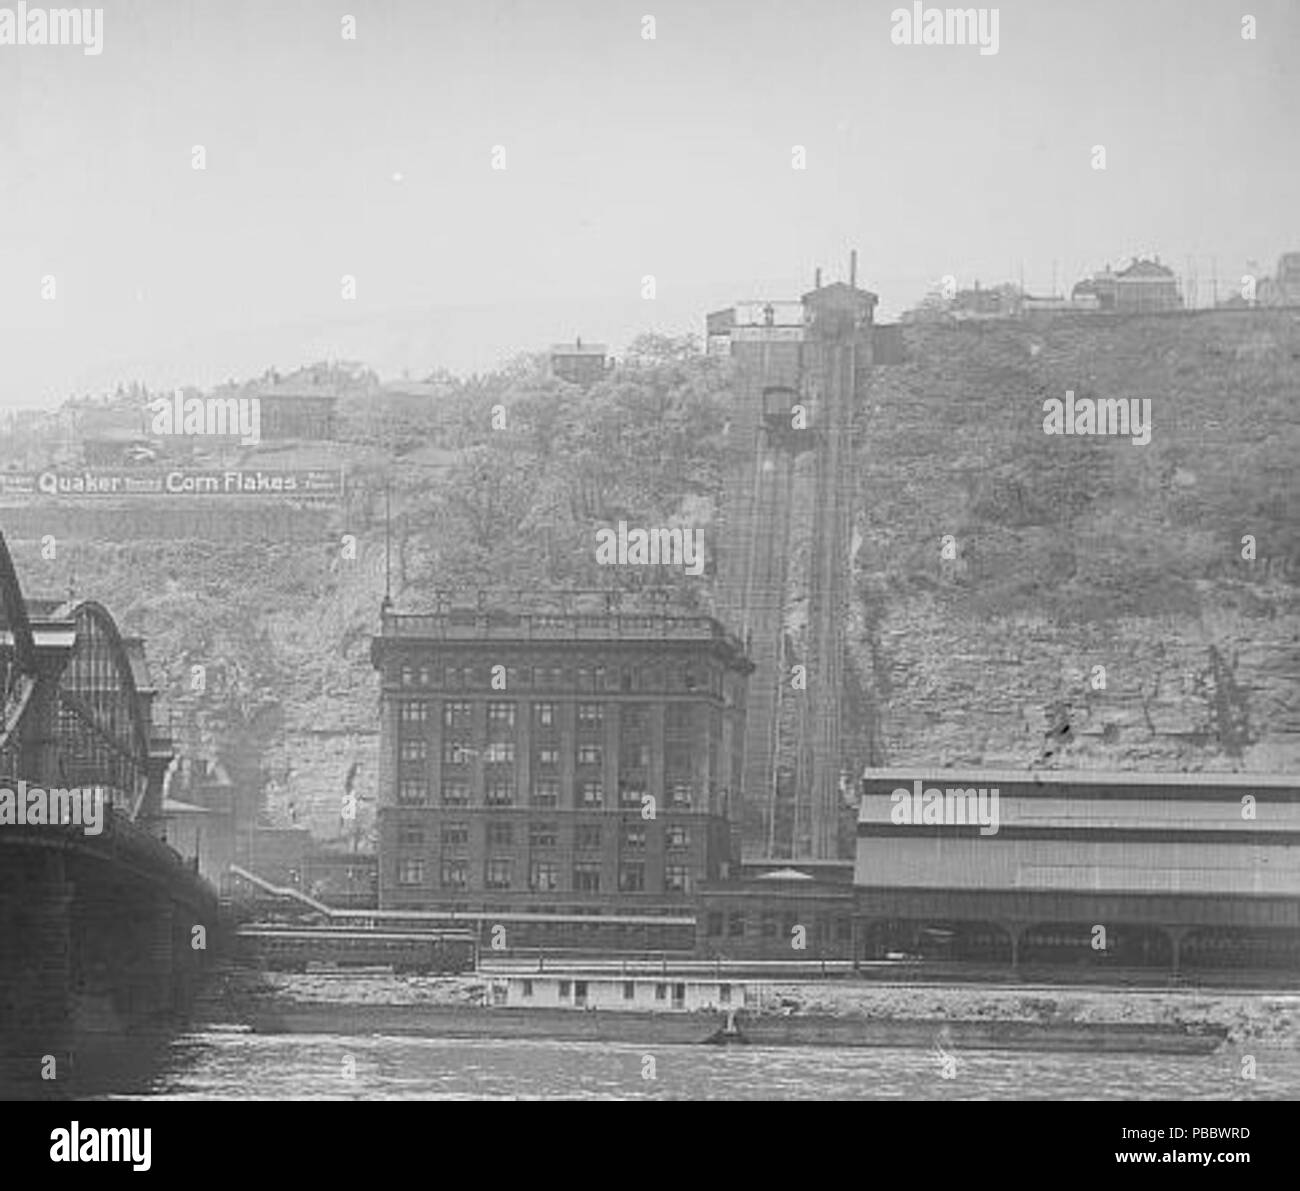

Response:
(550, 338), (609, 387)
(1259, 253), (1300, 306)
(1072, 258), (1181, 313)
(255, 385), (339, 440)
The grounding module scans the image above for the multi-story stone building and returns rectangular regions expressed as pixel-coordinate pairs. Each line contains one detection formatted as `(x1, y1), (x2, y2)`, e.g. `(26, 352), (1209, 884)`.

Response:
(371, 602), (752, 916)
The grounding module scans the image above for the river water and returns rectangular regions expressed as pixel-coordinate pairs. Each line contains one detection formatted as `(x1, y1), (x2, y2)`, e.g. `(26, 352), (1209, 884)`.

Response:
(90, 1030), (1300, 1100)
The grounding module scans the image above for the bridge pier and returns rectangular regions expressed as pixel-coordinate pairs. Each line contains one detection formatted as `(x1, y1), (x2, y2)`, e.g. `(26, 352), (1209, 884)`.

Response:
(0, 851), (75, 1093)
(127, 896), (176, 1022)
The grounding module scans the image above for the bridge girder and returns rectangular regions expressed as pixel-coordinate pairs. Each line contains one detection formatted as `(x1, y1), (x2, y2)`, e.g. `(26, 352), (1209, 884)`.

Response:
(0, 532), (158, 819)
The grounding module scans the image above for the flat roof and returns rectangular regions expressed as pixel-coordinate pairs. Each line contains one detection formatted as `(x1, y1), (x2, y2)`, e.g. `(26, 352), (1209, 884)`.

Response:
(498, 971), (758, 983)
(376, 609), (749, 661)
(861, 767), (1300, 789)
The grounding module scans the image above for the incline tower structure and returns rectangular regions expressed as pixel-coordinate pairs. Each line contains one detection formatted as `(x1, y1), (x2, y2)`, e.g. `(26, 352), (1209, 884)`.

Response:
(710, 257), (894, 859)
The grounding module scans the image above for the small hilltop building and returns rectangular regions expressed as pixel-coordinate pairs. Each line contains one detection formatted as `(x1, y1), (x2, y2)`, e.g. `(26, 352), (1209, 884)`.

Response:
(550, 338), (609, 387)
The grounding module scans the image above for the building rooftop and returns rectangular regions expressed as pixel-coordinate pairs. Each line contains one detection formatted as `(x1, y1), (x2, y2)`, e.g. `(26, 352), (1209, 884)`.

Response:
(550, 342), (608, 356)
(377, 604), (748, 656)
(1118, 258), (1175, 279)
(256, 387), (342, 402)
(861, 767), (1300, 790)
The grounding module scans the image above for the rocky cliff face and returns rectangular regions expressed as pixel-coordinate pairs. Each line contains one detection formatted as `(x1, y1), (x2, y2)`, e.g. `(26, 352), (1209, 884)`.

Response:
(842, 311), (1300, 783)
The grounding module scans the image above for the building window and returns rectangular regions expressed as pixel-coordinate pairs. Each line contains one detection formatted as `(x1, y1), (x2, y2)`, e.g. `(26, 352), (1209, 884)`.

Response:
(623, 981), (635, 1001)
(442, 739), (473, 765)
(577, 703), (603, 729)
(487, 701), (516, 728)
(440, 859), (468, 889)
(559, 981), (571, 999)
(522, 979), (533, 998)
(533, 702), (555, 728)
(531, 779), (559, 807)
(577, 744), (601, 766)
(443, 701), (472, 728)
(728, 913), (745, 938)
(575, 824), (601, 850)
(401, 666), (414, 687)
(579, 781), (603, 808)
(618, 782), (645, 807)
(623, 826), (646, 851)
(485, 858), (513, 889)
(398, 827), (425, 846)
(399, 701), (429, 724)
(668, 781), (693, 809)
(572, 861), (601, 893)
(536, 746), (560, 767)
(706, 912), (723, 937)
(529, 821), (558, 848)
(397, 859), (424, 886)
(665, 865), (690, 894)
(398, 779), (428, 805)
(619, 862), (645, 892)
(399, 739), (427, 762)
(530, 860), (559, 891)
(655, 983), (666, 1001)
(441, 781), (470, 807)
(484, 741), (515, 765)
(419, 666), (431, 686)
(720, 984), (731, 1005)
(441, 823), (468, 846)
(487, 822), (513, 848)
(485, 782), (515, 807)
(666, 705), (694, 736)
(666, 825), (690, 849)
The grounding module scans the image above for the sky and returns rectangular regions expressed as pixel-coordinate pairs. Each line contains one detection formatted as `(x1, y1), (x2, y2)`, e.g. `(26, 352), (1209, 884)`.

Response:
(0, 0), (1297, 407)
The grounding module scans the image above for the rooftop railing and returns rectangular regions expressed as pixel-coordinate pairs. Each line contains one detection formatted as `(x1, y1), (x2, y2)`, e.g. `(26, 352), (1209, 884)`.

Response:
(380, 609), (743, 651)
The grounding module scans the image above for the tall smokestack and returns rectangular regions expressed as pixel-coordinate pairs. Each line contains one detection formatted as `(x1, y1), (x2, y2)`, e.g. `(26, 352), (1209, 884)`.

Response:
(849, 250), (857, 289)
(814, 267), (822, 290)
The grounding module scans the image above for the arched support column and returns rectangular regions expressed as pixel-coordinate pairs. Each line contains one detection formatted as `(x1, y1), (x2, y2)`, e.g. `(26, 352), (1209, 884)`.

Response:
(997, 921), (1026, 976)
(1167, 926), (1189, 978)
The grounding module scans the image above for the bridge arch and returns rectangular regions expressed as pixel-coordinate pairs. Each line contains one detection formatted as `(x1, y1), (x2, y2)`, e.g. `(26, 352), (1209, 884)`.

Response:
(0, 531), (35, 673)
(0, 531), (38, 758)
(50, 598), (155, 817)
